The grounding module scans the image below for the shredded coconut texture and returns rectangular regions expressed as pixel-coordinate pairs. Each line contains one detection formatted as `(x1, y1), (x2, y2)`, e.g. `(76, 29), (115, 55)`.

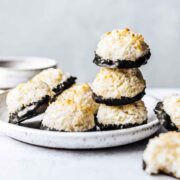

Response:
(143, 132), (180, 179)
(6, 81), (54, 114)
(32, 68), (70, 90)
(42, 83), (99, 132)
(97, 100), (147, 125)
(163, 94), (180, 130)
(92, 68), (145, 99)
(96, 28), (150, 61)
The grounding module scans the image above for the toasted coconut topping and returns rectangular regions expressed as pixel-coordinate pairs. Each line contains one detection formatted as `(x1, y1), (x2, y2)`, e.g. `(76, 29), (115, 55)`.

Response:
(143, 132), (180, 178)
(32, 68), (70, 90)
(42, 83), (99, 132)
(92, 68), (145, 99)
(96, 28), (150, 61)
(6, 81), (54, 114)
(97, 100), (147, 125)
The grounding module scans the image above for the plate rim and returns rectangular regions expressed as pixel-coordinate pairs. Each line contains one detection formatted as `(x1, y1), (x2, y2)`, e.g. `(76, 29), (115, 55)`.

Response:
(0, 118), (160, 136)
(0, 94), (161, 148)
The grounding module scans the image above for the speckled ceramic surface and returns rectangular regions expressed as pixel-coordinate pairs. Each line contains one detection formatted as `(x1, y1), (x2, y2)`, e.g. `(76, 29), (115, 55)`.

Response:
(0, 92), (160, 149)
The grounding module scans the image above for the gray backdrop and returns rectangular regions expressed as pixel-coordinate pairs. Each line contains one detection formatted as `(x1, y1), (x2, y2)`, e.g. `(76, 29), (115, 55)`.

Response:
(0, 0), (179, 87)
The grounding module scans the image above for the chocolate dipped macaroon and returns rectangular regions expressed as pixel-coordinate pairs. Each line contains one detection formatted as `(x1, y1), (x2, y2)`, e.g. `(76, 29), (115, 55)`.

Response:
(7, 81), (54, 124)
(96, 100), (147, 130)
(93, 28), (151, 69)
(41, 83), (99, 132)
(92, 68), (146, 106)
(32, 68), (76, 97)
(143, 132), (180, 179)
(154, 94), (180, 131)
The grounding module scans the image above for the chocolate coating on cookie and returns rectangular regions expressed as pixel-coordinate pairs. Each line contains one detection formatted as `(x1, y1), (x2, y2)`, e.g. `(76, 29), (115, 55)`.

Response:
(93, 52), (151, 68)
(9, 95), (51, 124)
(96, 120), (147, 131)
(154, 102), (179, 131)
(52, 76), (77, 99)
(93, 88), (145, 106)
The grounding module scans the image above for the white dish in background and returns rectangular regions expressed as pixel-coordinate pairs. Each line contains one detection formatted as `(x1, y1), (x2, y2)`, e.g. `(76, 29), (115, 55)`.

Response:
(0, 92), (160, 149)
(0, 57), (57, 89)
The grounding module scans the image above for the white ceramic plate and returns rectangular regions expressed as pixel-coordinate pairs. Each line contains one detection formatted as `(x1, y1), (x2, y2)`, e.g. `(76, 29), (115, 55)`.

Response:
(0, 93), (160, 149)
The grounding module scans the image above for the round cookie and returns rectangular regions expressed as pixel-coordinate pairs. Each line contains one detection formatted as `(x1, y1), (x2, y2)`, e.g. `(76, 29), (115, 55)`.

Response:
(7, 81), (54, 124)
(154, 94), (180, 131)
(93, 28), (151, 68)
(41, 83), (99, 132)
(143, 132), (180, 179)
(32, 68), (76, 97)
(96, 100), (147, 130)
(92, 68), (146, 105)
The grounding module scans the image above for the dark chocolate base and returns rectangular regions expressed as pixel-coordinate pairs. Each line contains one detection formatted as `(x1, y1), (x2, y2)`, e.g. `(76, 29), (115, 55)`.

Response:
(9, 95), (51, 124)
(96, 120), (147, 131)
(93, 52), (151, 69)
(40, 124), (96, 132)
(18, 120), (42, 129)
(154, 102), (179, 131)
(92, 88), (146, 106)
(52, 76), (76, 98)
(143, 160), (146, 170)
(143, 160), (180, 179)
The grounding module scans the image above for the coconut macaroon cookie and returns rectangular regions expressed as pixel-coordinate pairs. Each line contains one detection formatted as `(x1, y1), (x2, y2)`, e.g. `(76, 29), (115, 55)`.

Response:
(93, 28), (151, 68)
(41, 83), (99, 132)
(154, 94), (180, 131)
(96, 100), (147, 130)
(92, 68), (146, 105)
(143, 132), (180, 179)
(32, 68), (76, 97)
(7, 81), (54, 124)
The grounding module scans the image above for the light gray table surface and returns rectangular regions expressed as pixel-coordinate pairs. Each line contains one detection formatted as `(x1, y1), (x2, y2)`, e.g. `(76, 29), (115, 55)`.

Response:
(0, 88), (179, 180)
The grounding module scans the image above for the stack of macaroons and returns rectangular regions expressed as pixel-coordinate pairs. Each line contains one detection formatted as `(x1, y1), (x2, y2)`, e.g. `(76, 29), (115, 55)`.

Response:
(7, 68), (76, 124)
(92, 28), (151, 130)
(6, 28), (151, 133)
